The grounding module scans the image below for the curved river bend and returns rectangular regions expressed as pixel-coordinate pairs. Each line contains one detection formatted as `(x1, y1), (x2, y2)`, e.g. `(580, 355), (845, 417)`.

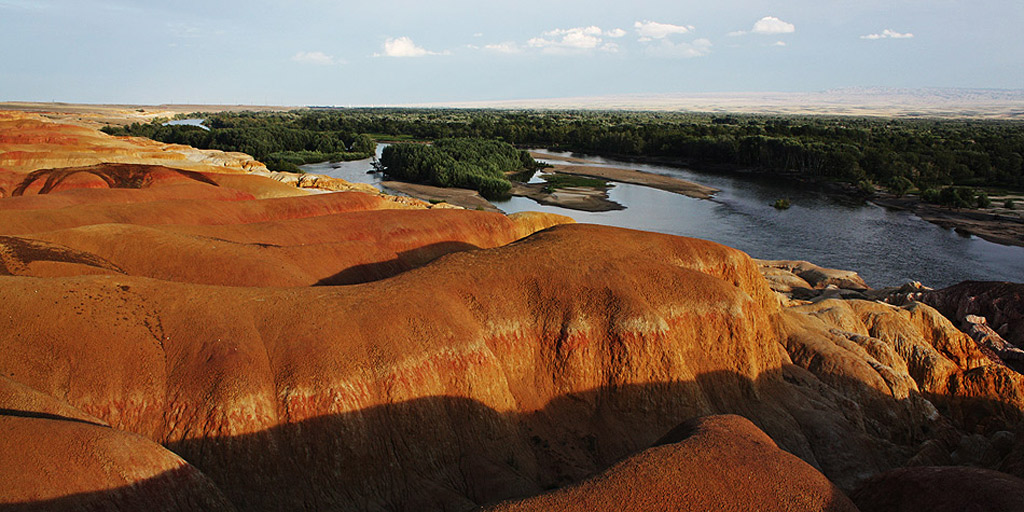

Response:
(303, 148), (1024, 289)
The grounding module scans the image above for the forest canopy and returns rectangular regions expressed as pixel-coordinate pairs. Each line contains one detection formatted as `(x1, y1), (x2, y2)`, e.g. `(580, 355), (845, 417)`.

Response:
(107, 109), (1024, 194)
(102, 115), (376, 172)
(380, 138), (540, 199)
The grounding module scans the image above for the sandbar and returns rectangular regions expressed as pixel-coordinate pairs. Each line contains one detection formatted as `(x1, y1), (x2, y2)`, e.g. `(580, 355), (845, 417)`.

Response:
(380, 180), (500, 212)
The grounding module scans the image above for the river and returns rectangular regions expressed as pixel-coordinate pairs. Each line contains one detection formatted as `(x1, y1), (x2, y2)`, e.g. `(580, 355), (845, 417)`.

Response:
(162, 118), (209, 130)
(302, 147), (1024, 289)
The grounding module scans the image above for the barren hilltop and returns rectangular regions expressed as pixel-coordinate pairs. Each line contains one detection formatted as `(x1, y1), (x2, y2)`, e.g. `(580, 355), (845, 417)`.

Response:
(1, 109), (1023, 512)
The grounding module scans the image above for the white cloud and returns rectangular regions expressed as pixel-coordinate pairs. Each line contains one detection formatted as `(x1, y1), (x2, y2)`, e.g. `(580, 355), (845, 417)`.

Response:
(381, 36), (431, 57)
(772, 41), (787, 47)
(527, 26), (621, 53)
(634, 20), (694, 41)
(376, 36), (449, 57)
(484, 41), (522, 54)
(861, 29), (914, 40)
(752, 16), (795, 35)
(291, 51), (337, 65)
(643, 38), (712, 58)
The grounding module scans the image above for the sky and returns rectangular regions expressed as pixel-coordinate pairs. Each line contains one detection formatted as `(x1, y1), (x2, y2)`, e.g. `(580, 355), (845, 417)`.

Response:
(1, 0), (1022, 105)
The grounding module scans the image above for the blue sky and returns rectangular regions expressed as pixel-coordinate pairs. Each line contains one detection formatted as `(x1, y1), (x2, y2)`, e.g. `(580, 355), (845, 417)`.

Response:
(1, 0), (1021, 105)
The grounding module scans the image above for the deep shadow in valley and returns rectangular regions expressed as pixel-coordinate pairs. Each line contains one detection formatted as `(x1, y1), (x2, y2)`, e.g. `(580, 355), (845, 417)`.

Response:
(4, 368), (1022, 511)
(314, 241), (482, 285)
(138, 370), (1020, 511)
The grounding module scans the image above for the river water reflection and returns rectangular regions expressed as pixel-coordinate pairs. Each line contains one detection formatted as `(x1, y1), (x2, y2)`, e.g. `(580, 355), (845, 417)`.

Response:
(304, 148), (1024, 288)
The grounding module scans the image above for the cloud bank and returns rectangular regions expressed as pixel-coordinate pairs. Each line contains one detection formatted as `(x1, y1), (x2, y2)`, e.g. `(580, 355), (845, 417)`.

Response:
(730, 16), (795, 36)
(527, 26), (624, 53)
(634, 20), (694, 41)
(377, 36), (446, 57)
(861, 29), (914, 40)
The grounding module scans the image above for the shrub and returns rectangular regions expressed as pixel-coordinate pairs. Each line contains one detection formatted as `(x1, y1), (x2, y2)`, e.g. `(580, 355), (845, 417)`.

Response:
(975, 190), (991, 208)
(888, 176), (914, 197)
(935, 186), (975, 208)
(856, 179), (876, 195)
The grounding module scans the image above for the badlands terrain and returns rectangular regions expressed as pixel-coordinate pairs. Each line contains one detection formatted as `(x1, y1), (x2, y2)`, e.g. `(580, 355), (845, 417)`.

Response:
(1, 109), (1023, 511)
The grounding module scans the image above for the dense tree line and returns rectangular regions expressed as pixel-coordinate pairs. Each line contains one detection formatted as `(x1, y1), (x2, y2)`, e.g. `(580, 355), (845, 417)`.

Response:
(284, 108), (1024, 193)
(108, 109), (1024, 195)
(102, 116), (376, 172)
(380, 138), (540, 199)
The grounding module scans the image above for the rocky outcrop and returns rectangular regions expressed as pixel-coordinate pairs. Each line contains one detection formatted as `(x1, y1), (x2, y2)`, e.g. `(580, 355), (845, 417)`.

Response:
(483, 415), (858, 512)
(758, 259), (869, 293)
(783, 298), (1024, 433)
(850, 466), (1024, 512)
(916, 281), (1024, 349)
(962, 315), (1024, 371)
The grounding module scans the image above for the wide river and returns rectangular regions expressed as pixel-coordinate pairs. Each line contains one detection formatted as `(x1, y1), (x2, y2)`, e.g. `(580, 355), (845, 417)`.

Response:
(303, 147), (1024, 289)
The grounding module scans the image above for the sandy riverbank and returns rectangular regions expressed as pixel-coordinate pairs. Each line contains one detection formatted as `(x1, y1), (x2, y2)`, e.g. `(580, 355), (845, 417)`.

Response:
(530, 152), (718, 199)
(873, 196), (1024, 247)
(509, 182), (624, 212)
(380, 180), (500, 212)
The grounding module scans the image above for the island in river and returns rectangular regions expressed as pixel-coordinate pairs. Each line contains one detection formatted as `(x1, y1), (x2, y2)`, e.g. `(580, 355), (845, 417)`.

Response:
(377, 154), (717, 213)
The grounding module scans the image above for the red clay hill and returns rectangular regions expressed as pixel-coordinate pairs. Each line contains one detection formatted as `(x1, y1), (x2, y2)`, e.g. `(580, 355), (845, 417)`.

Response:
(1, 110), (1022, 511)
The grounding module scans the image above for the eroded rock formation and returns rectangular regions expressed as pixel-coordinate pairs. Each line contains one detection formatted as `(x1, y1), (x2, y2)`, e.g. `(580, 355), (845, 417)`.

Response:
(2, 111), (1022, 511)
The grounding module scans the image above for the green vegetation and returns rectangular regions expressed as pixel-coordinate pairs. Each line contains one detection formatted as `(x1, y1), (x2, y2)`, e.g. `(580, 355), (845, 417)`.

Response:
(920, 185), (992, 208)
(888, 176), (914, 197)
(379, 138), (540, 199)
(976, 190), (991, 208)
(109, 109), (1024, 199)
(540, 174), (609, 193)
(102, 112), (377, 172)
(773, 198), (792, 210)
(1005, 199), (1016, 210)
